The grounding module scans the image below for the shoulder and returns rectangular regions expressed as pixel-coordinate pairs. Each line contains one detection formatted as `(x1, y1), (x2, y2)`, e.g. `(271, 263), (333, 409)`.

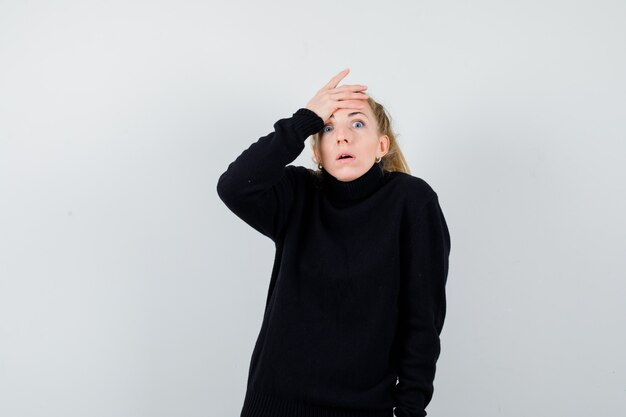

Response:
(390, 173), (449, 246)
(282, 165), (324, 192)
(384, 170), (438, 207)
(285, 164), (325, 188)
(285, 164), (318, 180)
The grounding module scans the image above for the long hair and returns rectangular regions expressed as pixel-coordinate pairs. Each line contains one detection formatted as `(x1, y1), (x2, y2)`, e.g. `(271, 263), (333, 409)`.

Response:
(308, 95), (411, 178)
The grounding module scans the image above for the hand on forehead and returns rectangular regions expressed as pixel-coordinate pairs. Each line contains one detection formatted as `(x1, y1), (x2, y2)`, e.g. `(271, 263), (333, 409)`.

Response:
(331, 105), (370, 119)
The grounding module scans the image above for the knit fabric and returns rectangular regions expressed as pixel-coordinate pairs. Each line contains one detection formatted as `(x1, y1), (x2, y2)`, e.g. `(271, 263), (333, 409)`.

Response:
(217, 107), (451, 417)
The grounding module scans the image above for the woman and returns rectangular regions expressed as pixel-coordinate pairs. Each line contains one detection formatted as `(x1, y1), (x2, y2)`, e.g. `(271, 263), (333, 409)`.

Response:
(217, 68), (451, 417)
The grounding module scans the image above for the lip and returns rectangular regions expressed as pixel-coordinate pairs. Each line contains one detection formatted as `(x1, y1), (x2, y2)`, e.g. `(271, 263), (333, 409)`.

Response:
(335, 152), (355, 161)
(337, 156), (356, 164)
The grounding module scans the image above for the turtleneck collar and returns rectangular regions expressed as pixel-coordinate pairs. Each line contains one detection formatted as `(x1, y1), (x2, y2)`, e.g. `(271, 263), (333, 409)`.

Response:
(320, 162), (386, 202)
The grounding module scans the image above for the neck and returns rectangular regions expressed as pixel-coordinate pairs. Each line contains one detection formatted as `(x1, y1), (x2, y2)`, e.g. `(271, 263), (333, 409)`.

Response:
(321, 162), (386, 202)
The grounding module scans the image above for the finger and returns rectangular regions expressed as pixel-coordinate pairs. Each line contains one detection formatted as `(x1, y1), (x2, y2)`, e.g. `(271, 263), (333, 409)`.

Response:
(329, 92), (369, 102)
(352, 91), (369, 99)
(323, 68), (350, 89)
(329, 89), (369, 100)
(335, 99), (367, 110)
(331, 84), (368, 94)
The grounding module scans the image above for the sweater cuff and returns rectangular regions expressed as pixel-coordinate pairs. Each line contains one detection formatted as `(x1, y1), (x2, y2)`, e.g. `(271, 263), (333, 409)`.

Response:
(291, 108), (325, 138)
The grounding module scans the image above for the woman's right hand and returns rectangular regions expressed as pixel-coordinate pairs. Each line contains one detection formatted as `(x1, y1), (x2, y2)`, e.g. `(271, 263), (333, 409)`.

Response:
(305, 68), (369, 124)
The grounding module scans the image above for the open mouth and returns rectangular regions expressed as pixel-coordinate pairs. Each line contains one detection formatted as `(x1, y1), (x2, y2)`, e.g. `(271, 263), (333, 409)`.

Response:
(336, 153), (355, 160)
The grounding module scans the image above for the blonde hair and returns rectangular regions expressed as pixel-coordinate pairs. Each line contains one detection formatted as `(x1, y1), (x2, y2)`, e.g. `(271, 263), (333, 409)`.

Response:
(309, 95), (411, 176)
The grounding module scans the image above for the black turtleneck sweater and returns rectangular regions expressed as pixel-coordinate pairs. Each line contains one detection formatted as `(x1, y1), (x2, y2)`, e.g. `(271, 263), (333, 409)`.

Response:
(216, 108), (451, 417)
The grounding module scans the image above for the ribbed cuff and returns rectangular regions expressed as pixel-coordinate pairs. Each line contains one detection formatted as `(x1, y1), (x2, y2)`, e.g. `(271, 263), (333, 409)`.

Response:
(291, 107), (325, 138)
(241, 390), (392, 417)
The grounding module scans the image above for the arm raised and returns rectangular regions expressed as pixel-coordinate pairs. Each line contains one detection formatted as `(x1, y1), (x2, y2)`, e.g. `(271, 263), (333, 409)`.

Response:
(216, 108), (323, 241)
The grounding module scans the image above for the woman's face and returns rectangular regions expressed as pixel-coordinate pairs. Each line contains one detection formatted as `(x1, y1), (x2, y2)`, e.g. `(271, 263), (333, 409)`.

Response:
(315, 104), (389, 182)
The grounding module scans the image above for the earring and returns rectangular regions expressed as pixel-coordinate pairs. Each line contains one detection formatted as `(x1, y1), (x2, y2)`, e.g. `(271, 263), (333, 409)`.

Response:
(376, 156), (381, 163)
(318, 163), (323, 169)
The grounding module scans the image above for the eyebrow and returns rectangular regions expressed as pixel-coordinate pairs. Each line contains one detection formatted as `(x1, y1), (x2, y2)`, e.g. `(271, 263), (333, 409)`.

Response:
(329, 112), (368, 120)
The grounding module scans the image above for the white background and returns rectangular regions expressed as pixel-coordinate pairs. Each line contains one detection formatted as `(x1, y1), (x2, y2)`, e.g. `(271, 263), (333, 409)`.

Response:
(1, 1), (625, 416)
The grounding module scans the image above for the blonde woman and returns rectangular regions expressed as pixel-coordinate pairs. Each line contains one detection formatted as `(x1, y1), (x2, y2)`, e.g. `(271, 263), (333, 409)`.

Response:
(217, 68), (451, 417)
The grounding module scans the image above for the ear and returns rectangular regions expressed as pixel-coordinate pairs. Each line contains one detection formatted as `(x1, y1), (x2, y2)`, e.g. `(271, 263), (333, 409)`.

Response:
(312, 144), (321, 163)
(379, 135), (390, 156)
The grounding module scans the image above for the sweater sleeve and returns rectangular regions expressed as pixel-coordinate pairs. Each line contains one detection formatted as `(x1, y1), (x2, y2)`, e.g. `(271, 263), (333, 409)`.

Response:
(393, 192), (451, 417)
(216, 107), (324, 242)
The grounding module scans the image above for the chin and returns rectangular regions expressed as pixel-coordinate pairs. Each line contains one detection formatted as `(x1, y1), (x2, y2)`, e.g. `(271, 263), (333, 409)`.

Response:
(331, 167), (363, 182)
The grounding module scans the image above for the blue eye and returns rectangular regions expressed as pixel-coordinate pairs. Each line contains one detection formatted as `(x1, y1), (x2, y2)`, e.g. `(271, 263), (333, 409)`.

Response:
(322, 120), (365, 133)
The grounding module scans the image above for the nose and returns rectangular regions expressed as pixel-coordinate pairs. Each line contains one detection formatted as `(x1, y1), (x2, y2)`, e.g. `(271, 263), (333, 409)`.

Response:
(335, 128), (349, 143)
